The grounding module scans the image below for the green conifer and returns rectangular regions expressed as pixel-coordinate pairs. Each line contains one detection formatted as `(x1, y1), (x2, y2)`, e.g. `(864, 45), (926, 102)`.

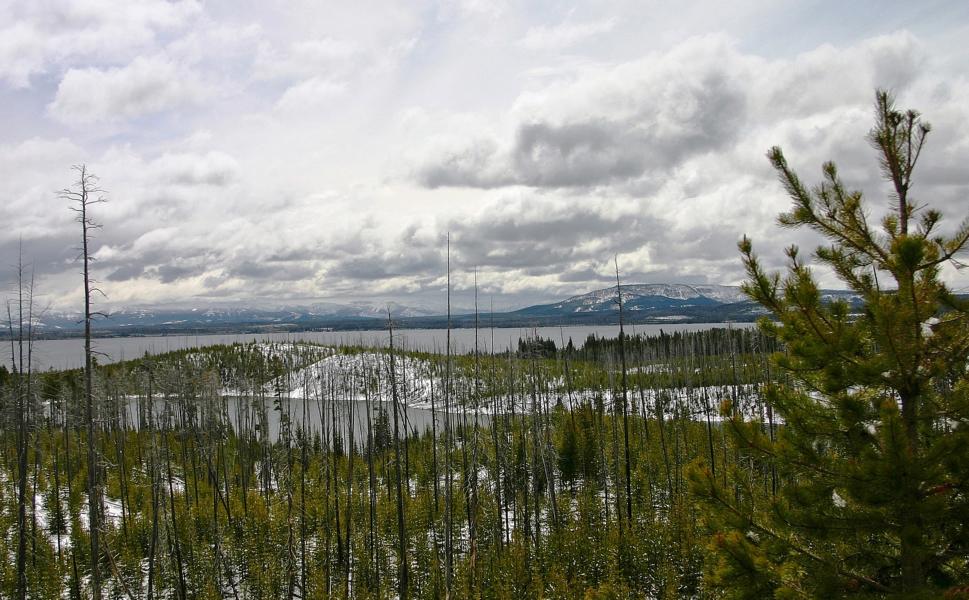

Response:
(691, 90), (969, 598)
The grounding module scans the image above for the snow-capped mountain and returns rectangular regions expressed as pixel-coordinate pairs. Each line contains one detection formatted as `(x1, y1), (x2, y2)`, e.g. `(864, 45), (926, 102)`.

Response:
(562, 284), (748, 311)
(513, 283), (751, 317)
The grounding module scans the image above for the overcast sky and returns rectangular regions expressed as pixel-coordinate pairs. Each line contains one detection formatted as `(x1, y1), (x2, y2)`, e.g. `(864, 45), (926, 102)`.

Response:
(2, 0), (968, 312)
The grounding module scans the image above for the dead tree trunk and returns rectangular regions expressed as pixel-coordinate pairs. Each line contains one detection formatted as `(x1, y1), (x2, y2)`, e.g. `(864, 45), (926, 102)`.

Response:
(61, 165), (106, 600)
(387, 312), (409, 599)
(614, 257), (633, 526)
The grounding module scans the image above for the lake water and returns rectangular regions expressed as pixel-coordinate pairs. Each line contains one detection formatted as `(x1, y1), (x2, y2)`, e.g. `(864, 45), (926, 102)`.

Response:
(4, 322), (752, 372)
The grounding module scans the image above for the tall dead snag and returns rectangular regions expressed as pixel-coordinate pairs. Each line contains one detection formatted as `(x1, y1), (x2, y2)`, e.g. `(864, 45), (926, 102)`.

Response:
(8, 243), (36, 600)
(61, 164), (106, 600)
(614, 257), (633, 526)
(444, 232), (454, 597)
(467, 273), (481, 591)
(387, 310), (409, 599)
(489, 300), (506, 548)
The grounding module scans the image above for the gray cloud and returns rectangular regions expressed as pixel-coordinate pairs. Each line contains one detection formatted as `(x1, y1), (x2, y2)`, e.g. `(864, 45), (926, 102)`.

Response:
(411, 33), (946, 196)
(511, 120), (651, 187)
(106, 263), (146, 282)
(556, 267), (613, 284)
(417, 139), (511, 189)
(416, 38), (750, 190)
(153, 152), (239, 187)
(325, 244), (444, 282)
(151, 263), (202, 284)
(444, 197), (658, 282)
(231, 261), (318, 282)
(418, 87), (748, 190)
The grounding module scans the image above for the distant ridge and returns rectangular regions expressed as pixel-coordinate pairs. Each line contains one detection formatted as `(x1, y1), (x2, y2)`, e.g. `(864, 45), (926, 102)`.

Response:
(10, 283), (865, 339)
(512, 283), (750, 317)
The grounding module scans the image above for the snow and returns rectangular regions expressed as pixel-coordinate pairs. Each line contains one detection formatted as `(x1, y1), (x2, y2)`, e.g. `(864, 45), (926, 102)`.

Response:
(78, 496), (128, 531)
(555, 284), (749, 310)
(259, 351), (773, 424)
(260, 351), (496, 414)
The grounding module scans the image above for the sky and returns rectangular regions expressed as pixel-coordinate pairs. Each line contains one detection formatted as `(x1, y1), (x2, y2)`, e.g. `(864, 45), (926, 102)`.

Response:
(2, 0), (968, 312)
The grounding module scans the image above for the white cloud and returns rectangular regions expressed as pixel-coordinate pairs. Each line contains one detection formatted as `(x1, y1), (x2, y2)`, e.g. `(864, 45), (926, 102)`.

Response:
(414, 32), (940, 193)
(0, 0), (201, 88)
(274, 78), (347, 112)
(48, 55), (210, 123)
(0, 137), (86, 241)
(437, 0), (509, 22)
(166, 22), (262, 65)
(254, 38), (359, 81)
(0, 22), (49, 88)
(417, 34), (751, 188)
(520, 17), (617, 51)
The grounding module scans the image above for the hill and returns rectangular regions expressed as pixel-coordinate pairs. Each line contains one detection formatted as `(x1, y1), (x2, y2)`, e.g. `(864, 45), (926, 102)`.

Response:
(10, 283), (864, 339)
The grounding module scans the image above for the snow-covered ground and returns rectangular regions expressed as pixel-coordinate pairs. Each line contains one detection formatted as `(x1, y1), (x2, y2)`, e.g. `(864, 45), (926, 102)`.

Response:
(261, 351), (768, 422)
(120, 349), (776, 442)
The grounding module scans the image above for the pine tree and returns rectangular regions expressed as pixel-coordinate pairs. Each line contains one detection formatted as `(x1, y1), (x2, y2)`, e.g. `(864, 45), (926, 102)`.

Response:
(691, 90), (969, 598)
(557, 413), (579, 490)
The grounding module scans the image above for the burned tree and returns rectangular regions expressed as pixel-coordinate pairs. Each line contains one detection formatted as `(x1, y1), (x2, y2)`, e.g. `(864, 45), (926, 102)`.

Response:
(61, 165), (107, 600)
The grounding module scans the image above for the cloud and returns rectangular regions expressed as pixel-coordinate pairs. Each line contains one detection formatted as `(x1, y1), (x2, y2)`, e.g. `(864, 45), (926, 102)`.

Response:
(48, 55), (210, 123)
(410, 30), (967, 297)
(414, 32), (935, 193)
(0, 0), (201, 89)
(325, 248), (443, 282)
(445, 193), (652, 275)
(437, 0), (509, 22)
(151, 151), (239, 186)
(105, 263), (146, 282)
(274, 78), (347, 112)
(231, 261), (318, 282)
(415, 138), (512, 188)
(0, 138), (86, 243)
(416, 34), (750, 189)
(0, 22), (49, 89)
(519, 17), (616, 51)
(153, 262), (206, 284)
(3, 0), (968, 314)
(254, 38), (359, 81)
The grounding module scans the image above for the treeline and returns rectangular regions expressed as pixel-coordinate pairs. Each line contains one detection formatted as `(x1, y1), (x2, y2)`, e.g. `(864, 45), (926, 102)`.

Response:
(578, 327), (778, 361)
(512, 326), (776, 361)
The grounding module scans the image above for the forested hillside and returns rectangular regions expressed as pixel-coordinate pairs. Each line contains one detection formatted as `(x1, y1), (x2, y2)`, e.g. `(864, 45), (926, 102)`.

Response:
(0, 328), (777, 598)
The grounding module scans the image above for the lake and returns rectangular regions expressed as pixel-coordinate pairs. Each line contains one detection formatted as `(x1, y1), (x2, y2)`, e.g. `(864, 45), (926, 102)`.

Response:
(3, 322), (753, 372)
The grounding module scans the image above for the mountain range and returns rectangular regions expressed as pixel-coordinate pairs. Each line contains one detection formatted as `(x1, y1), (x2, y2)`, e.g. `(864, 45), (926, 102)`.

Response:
(12, 283), (862, 339)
